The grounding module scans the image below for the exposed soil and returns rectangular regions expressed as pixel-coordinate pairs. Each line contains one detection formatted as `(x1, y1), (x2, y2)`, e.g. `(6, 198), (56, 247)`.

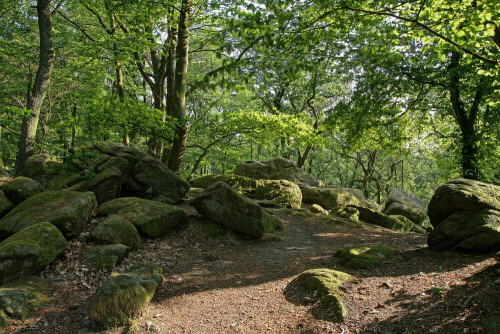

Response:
(4, 206), (499, 334)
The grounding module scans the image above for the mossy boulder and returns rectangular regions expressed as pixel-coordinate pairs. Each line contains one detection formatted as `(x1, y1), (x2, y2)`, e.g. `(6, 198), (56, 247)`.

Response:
(69, 167), (122, 204)
(302, 187), (381, 211)
(254, 179), (302, 209)
(188, 187), (204, 197)
(234, 158), (324, 187)
(0, 276), (55, 328)
(427, 209), (500, 252)
(0, 222), (67, 284)
(330, 206), (360, 221)
(83, 244), (130, 271)
(428, 178), (500, 227)
(296, 268), (350, 295)
(90, 262), (163, 328)
(0, 190), (97, 240)
(334, 245), (394, 269)
(0, 192), (14, 219)
(190, 174), (260, 192)
(96, 156), (131, 174)
(88, 215), (143, 250)
(23, 154), (60, 182)
(321, 293), (347, 322)
(354, 206), (415, 231)
(383, 188), (426, 225)
(2, 177), (43, 204)
(45, 172), (82, 191)
(98, 197), (188, 239)
(189, 182), (283, 238)
(309, 204), (329, 215)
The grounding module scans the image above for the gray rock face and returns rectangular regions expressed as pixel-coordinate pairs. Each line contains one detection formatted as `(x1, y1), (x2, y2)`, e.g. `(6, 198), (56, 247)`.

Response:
(234, 158), (324, 187)
(302, 187), (381, 211)
(0, 222), (67, 284)
(98, 197), (188, 239)
(427, 179), (500, 253)
(2, 177), (43, 205)
(69, 167), (122, 204)
(189, 182), (283, 238)
(0, 190), (97, 240)
(383, 188), (426, 224)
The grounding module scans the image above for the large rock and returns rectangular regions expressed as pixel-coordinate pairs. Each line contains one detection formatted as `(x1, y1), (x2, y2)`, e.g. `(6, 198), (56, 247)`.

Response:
(88, 215), (143, 250)
(23, 154), (59, 181)
(98, 197), (188, 239)
(254, 179), (302, 209)
(354, 206), (415, 231)
(190, 174), (259, 191)
(90, 262), (163, 328)
(0, 190), (97, 240)
(189, 182), (283, 238)
(428, 178), (500, 226)
(2, 177), (43, 204)
(302, 187), (381, 211)
(0, 192), (14, 219)
(0, 222), (67, 284)
(69, 167), (122, 204)
(383, 188), (426, 224)
(426, 179), (500, 253)
(427, 209), (500, 252)
(334, 245), (394, 269)
(234, 158), (324, 187)
(83, 245), (130, 271)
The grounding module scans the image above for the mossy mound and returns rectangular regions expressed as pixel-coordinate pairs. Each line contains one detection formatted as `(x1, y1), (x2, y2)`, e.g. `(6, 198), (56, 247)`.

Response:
(354, 206), (415, 231)
(302, 187), (380, 211)
(0, 276), (55, 328)
(98, 197), (188, 239)
(69, 167), (122, 204)
(334, 245), (394, 269)
(89, 215), (143, 250)
(309, 204), (329, 215)
(383, 188), (426, 224)
(321, 293), (347, 322)
(330, 206), (360, 221)
(254, 179), (302, 209)
(0, 222), (67, 284)
(190, 174), (259, 191)
(0, 192), (14, 220)
(296, 268), (350, 295)
(45, 172), (82, 191)
(483, 316), (500, 334)
(90, 262), (163, 328)
(0, 190), (97, 240)
(2, 177), (43, 204)
(83, 245), (130, 271)
(189, 182), (283, 238)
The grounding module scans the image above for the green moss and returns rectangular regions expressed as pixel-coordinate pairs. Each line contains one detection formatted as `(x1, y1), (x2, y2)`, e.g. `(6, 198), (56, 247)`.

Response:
(334, 245), (394, 269)
(84, 245), (130, 271)
(45, 172), (82, 191)
(3, 177), (43, 204)
(330, 206), (360, 221)
(0, 190), (97, 239)
(261, 211), (284, 233)
(0, 222), (67, 284)
(254, 179), (302, 209)
(0, 192), (14, 219)
(296, 269), (350, 295)
(321, 293), (347, 322)
(89, 215), (143, 250)
(356, 207), (415, 231)
(69, 167), (122, 192)
(98, 197), (188, 239)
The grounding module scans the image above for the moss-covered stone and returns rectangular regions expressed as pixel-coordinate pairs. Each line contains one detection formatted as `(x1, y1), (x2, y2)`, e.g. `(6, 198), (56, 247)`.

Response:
(0, 192), (14, 219)
(0, 190), (97, 240)
(302, 187), (381, 212)
(89, 262), (163, 328)
(190, 175), (260, 191)
(98, 197), (188, 239)
(261, 210), (284, 233)
(309, 204), (329, 215)
(84, 244), (130, 270)
(0, 222), (67, 284)
(96, 156), (131, 174)
(296, 268), (350, 295)
(427, 209), (500, 252)
(89, 215), (143, 250)
(321, 293), (347, 322)
(254, 179), (302, 209)
(383, 188), (426, 225)
(334, 245), (394, 269)
(188, 187), (204, 197)
(2, 177), (43, 204)
(330, 206), (360, 221)
(234, 158), (324, 187)
(45, 172), (82, 191)
(69, 167), (122, 204)
(354, 206), (415, 231)
(189, 182), (279, 238)
(23, 154), (61, 182)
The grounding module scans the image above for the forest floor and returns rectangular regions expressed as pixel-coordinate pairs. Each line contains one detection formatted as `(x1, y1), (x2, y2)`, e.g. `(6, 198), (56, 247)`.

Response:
(4, 206), (499, 334)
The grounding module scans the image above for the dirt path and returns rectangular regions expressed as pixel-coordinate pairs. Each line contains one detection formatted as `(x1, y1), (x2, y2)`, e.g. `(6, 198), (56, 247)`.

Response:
(6, 208), (498, 334)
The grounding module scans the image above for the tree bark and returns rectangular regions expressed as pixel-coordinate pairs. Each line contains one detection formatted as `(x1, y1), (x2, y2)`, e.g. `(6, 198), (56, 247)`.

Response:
(168, 0), (193, 174)
(15, 0), (54, 174)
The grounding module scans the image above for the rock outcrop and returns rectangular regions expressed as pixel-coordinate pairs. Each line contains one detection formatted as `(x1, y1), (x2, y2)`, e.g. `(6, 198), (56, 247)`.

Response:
(302, 187), (381, 211)
(334, 245), (394, 269)
(234, 158), (324, 187)
(88, 215), (143, 250)
(427, 179), (500, 252)
(254, 179), (302, 209)
(2, 177), (43, 205)
(189, 182), (283, 238)
(355, 206), (415, 231)
(383, 188), (426, 224)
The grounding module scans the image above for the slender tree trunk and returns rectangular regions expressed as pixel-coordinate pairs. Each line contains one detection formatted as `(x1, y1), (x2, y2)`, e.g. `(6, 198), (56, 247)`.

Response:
(15, 0), (54, 174)
(71, 102), (77, 148)
(168, 0), (193, 173)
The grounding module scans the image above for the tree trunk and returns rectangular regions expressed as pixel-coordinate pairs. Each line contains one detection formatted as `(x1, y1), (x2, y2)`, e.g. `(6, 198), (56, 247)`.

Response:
(168, 0), (193, 174)
(15, 0), (54, 174)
